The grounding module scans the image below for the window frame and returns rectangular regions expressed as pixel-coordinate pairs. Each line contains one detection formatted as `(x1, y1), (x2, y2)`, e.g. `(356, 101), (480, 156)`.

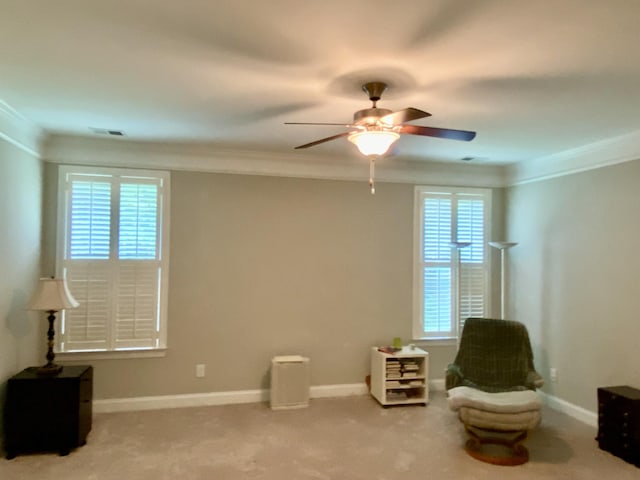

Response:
(412, 185), (492, 342)
(55, 165), (170, 359)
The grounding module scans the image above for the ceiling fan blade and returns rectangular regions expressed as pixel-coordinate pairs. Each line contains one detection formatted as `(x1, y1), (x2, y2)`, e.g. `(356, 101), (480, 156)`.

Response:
(380, 108), (431, 126)
(400, 124), (476, 141)
(294, 132), (351, 149)
(285, 122), (351, 127)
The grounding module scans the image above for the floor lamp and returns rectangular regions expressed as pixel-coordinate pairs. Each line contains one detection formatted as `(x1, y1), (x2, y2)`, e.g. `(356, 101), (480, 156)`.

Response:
(489, 241), (518, 320)
(451, 241), (471, 349)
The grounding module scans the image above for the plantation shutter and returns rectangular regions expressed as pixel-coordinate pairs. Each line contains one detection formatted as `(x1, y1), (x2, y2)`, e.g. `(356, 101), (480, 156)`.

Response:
(422, 197), (453, 336)
(118, 183), (158, 259)
(115, 262), (159, 349)
(114, 182), (161, 349)
(63, 262), (111, 351)
(69, 180), (111, 259)
(59, 170), (166, 352)
(457, 197), (486, 330)
(415, 187), (490, 339)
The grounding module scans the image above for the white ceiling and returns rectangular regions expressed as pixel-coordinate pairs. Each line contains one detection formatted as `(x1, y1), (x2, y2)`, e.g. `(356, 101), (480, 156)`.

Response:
(3, 0), (640, 165)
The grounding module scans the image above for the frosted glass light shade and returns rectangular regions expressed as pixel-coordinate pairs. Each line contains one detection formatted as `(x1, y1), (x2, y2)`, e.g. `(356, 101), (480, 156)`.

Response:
(27, 277), (79, 311)
(348, 130), (400, 156)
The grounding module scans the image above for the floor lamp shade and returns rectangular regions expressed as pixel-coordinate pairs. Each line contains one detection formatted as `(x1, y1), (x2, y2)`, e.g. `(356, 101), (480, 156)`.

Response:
(27, 277), (79, 375)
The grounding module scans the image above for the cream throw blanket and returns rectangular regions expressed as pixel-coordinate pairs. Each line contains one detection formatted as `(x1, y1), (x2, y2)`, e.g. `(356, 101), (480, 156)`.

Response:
(448, 386), (543, 431)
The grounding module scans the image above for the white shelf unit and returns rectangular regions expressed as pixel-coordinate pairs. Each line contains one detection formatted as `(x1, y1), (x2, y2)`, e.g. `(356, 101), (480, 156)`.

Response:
(370, 346), (429, 406)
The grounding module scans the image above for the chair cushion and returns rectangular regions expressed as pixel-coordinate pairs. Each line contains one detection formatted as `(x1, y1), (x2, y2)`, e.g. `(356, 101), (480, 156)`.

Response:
(448, 386), (542, 413)
(448, 386), (542, 431)
(458, 407), (541, 431)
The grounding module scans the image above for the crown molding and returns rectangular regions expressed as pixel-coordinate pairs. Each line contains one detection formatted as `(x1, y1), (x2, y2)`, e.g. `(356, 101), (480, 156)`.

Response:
(0, 100), (43, 157)
(506, 129), (640, 186)
(39, 127), (640, 188)
(43, 134), (507, 188)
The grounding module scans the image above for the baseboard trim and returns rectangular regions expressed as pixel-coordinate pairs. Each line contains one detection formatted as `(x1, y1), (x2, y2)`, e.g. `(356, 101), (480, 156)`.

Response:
(310, 383), (369, 398)
(93, 381), (596, 428)
(539, 391), (597, 427)
(93, 389), (266, 413)
(429, 379), (446, 392)
(93, 383), (370, 413)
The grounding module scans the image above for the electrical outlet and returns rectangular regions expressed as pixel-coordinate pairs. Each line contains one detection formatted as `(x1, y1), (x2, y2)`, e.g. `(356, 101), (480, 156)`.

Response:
(550, 367), (558, 383)
(196, 364), (205, 378)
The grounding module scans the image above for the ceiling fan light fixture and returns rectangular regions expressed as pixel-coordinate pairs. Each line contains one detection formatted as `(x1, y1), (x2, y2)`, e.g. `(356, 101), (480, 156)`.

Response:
(347, 130), (400, 156)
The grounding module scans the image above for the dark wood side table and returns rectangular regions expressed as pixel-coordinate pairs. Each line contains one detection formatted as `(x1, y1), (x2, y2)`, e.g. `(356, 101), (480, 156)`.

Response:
(597, 385), (640, 467)
(3, 365), (93, 459)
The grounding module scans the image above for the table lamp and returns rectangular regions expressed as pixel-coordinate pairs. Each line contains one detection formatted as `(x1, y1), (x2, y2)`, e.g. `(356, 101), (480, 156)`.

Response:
(27, 277), (79, 375)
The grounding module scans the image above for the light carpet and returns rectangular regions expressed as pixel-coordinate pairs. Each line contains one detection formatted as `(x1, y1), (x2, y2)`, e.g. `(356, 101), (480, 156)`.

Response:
(1, 391), (638, 479)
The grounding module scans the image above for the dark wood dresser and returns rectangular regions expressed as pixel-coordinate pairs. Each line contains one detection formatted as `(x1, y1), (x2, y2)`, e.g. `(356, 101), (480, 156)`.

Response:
(4, 365), (93, 458)
(597, 385), (640, 467)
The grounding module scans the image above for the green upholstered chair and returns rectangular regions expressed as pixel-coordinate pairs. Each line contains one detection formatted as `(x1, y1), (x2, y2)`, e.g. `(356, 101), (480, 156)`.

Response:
(446, 317), (544, 465)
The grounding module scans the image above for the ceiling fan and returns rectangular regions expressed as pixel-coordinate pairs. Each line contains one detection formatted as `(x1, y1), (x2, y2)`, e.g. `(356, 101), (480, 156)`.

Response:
(285, 81), (476, 193)
(285, 81), (476, 153)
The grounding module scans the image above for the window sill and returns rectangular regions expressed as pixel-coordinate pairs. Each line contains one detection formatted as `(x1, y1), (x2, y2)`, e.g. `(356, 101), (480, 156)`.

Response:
(56, 348), (167, 361)
(411, 338), (458, 347)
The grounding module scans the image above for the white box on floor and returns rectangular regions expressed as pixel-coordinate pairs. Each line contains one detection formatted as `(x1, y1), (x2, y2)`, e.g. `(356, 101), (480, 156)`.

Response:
(270, 355), (310, 410)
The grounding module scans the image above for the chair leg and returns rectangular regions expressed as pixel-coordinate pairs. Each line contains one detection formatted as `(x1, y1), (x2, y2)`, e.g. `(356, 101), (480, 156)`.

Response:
(463, 425), (529, 466)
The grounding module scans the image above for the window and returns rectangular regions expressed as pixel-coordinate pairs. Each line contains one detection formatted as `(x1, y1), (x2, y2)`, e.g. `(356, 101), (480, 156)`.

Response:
(57, 166), (170, 353)
(413, 186), (491, 340)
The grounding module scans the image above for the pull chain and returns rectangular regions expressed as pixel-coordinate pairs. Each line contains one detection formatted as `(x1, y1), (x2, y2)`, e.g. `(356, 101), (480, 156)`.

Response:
(369, 156), (376, 194)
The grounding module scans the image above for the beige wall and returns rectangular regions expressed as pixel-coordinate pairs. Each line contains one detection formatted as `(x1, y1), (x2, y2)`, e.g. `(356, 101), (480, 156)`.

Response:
(43, 165), (504, 399)
(0, 140), (43, 433)
(2, 126), (634, 413)
(506, 159), (640, 412)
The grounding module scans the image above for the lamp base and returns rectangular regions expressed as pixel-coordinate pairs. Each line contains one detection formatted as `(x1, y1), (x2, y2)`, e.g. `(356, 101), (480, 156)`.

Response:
(38, 310), (63, 376)
(36, 363), (63, 376)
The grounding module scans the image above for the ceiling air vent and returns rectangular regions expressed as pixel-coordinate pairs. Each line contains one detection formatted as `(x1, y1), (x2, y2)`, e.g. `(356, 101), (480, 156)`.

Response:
(90, 128), (125, 136)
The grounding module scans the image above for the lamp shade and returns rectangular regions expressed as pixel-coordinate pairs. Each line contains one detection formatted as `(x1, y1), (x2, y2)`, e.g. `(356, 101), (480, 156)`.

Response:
(348, 130), (400, 156)
(27, 277), (79, 311)
(489, 241), (518, 250)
